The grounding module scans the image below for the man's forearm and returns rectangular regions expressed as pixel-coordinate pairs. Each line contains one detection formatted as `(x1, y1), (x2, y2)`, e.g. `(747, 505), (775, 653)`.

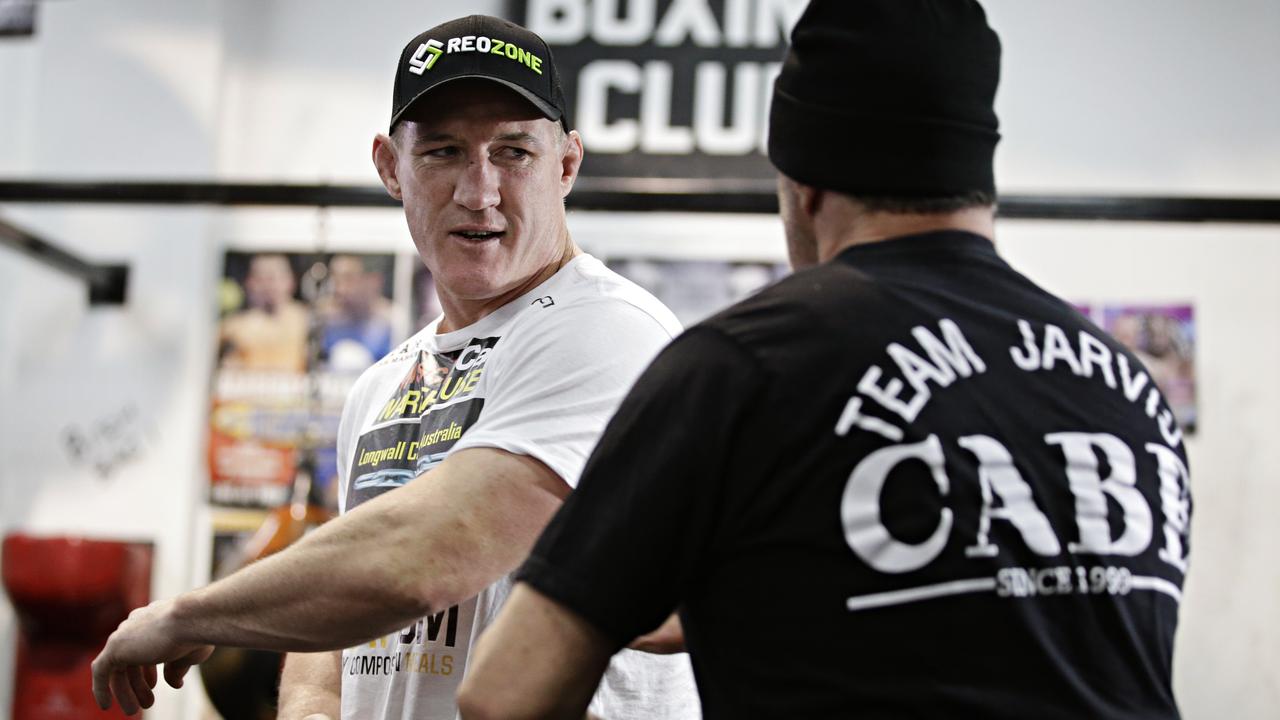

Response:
(167, 448), (567, 653)
(92, 449), (570, 715)
(628, 612), (685, 654)
(278, 651), (342, 720)
(171, 492), (436, 652)
(459, 584), (613, 720)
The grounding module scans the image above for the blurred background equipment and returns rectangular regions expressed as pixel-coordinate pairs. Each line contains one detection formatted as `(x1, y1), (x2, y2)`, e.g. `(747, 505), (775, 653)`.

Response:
(2, 535), (152, 720)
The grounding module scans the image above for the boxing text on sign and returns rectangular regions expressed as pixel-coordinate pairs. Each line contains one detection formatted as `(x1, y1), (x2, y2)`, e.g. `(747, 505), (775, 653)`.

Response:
(511, 0), (805, 177)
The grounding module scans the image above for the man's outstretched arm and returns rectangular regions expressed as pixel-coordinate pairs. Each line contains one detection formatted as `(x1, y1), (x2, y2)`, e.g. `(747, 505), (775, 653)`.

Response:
(458, 584), (614, 720)
(92, 447), (569, 714)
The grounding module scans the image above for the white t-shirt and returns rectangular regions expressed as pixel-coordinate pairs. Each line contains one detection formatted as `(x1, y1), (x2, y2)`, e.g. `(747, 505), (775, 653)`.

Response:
(335, 254), (701, 720)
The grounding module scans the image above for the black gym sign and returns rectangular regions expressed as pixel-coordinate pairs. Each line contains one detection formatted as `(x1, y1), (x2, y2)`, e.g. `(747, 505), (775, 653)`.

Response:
(505, 0), (806, 194)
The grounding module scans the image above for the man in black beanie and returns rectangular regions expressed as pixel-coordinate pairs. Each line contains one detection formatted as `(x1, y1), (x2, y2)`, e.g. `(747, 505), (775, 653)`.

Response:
(461, 2), (1191, 718)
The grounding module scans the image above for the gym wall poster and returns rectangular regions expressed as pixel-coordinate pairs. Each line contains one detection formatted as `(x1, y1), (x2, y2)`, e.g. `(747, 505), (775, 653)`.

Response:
(1101, 304), (1197, 433)
(208, 251), (399, 510)
(1073, 302), (1197, 433)
(606, 256), (789, 326)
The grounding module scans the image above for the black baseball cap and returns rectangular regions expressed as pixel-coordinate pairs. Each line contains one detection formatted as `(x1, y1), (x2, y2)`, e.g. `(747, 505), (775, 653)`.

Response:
(390, 15), (568, 133)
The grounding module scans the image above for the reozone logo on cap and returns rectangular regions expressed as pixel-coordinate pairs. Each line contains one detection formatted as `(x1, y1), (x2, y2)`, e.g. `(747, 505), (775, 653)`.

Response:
(409, 35), (544, 76)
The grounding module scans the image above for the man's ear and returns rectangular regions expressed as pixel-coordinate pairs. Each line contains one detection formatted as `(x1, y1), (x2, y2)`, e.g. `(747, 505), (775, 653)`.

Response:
(559, 129), (584, 198)
(372, 133), (402, 200)
(797, 182), (824, 218)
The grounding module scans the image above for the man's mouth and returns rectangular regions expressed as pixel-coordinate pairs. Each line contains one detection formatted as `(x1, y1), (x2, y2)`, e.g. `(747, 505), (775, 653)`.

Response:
(451, 229), (504, 241)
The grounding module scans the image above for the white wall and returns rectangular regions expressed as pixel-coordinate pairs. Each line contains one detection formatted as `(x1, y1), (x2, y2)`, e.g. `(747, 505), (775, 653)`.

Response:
(0, 0), (226, 717)
(213, 0), (502, 180)
(985, 0), (1280, 196)
(1, 1), (1278, 718)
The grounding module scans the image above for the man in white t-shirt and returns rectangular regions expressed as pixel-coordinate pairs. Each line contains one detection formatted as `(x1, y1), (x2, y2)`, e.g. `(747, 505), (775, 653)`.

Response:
(91, 15), (700, 720)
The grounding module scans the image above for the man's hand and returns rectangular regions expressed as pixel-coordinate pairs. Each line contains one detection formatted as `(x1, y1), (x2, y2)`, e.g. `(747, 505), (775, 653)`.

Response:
(90, 598), (214, 714)
(88, 448), (570, 715)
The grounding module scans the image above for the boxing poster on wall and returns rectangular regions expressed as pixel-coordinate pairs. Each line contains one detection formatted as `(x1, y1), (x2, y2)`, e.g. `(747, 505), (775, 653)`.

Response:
(1100, 304), (1197, 432)
(208, 251), (399, 510)
(1077, 302), (1197, 433)
(606, 257), (789, 326)
(411, 262), (445, 334)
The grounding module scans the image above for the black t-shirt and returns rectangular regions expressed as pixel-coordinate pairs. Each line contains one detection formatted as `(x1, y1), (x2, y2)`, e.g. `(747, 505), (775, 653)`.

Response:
(521, 232), (1190, 719)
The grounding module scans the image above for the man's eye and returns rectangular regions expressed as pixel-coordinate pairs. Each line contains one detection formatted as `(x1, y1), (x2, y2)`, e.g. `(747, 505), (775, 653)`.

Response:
(499, 147), (531, 160)
(423, 146), (457, 158)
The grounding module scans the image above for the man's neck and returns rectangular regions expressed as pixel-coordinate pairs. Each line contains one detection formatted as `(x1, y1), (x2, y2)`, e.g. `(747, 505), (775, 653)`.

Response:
(436, 241), (581, 334)
(818, 206), (995, 263)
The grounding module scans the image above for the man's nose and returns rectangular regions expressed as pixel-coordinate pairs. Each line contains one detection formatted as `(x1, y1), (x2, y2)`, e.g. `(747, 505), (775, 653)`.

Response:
(453, 157), (501, 211)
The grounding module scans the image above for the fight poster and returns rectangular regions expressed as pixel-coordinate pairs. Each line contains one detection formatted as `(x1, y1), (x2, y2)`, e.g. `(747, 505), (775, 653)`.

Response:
(411, 262), (445, 332)
(606, 257), (790, 326)
(1101, 304), (1197, 432)
(209, 251), (399, 509)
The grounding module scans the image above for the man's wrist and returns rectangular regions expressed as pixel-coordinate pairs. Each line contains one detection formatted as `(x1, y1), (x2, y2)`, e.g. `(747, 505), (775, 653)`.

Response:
(166, 590), (210, 645)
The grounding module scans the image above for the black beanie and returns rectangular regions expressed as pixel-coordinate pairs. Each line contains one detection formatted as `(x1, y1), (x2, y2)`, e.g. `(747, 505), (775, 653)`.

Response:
(768, 0), (1001, 198)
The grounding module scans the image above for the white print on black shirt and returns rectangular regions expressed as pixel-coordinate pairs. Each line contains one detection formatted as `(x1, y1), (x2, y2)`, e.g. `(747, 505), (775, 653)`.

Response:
(838, 318), (1183, 449)
(840, 432), (1189, 571)
(847, 318), (987, 425)
(1011, 319), (1183, 448)
(834, 318), (1192, 612)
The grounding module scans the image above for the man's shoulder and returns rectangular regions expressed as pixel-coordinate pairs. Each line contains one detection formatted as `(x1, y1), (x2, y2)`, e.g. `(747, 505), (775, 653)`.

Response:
(695, 261), (862, 366)
(512, 254), (682, 340)
(715, 257), (872, 316)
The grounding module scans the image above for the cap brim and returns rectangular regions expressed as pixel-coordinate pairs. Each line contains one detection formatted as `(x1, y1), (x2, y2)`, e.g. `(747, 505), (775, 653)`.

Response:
(390, 75), (563, 131)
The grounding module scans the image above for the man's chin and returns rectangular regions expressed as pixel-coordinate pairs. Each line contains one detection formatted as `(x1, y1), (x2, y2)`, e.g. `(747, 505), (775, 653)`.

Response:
(437, 274), (511, 304)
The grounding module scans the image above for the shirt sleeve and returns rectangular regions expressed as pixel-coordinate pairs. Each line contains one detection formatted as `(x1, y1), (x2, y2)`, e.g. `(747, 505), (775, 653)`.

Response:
(518, 325), (764, 646)
(449, 298), (677, 487)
